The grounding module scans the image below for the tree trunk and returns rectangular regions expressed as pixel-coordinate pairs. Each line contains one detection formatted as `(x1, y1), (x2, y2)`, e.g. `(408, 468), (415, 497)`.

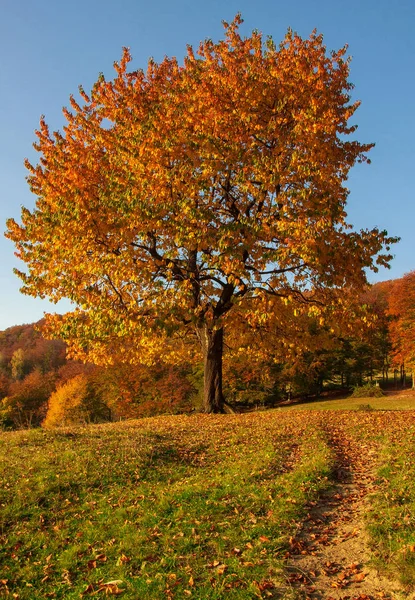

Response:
(401, 363), (406, 388)
(198, 325), (225, 413)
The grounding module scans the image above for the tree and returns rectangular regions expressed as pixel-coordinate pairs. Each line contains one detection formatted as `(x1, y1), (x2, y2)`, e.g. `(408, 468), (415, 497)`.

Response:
(385, 272), (415, 385)
(2, 369), (55, 428)
(10, 348), (26, 381)
(360, 282), (393, 383)
(6, 16), (396, 412)
(92, 361), (197, 418)
(42, 374), (110, 428)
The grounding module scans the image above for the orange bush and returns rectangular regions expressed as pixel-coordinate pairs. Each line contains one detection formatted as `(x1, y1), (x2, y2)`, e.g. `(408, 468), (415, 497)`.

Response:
(43, 374), (110, 428)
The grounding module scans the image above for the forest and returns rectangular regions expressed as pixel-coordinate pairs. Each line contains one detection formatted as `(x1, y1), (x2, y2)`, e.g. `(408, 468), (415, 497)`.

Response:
(0, 270), (413, 430)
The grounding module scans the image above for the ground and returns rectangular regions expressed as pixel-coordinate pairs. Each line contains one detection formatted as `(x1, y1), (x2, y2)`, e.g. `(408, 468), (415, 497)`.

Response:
(285, 391), (415, 599)
(2, 394), (415, 599)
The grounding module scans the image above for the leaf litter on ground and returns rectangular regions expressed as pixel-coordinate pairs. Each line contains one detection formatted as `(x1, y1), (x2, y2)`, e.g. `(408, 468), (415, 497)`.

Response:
(1, 410), (415, 598)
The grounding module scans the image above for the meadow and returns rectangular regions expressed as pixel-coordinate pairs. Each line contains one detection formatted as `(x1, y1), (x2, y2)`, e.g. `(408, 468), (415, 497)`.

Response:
(1, 403), (415, 599)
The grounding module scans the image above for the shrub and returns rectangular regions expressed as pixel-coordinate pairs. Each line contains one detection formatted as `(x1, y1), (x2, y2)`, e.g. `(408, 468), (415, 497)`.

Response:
(43, 374), (110, 428)
(351, 383), (384, 398)
(0, 397), (15, 429)
(357, 403), (374, 411)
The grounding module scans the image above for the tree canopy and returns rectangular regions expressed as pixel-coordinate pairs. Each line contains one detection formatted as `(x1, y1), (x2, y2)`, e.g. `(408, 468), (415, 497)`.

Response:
(384, 272), (415, 371)
(6, 16), (396, 412)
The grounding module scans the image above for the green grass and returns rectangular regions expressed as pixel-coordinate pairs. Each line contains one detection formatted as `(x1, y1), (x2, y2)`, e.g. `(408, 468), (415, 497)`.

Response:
(277, 395), (415, 411)
(3, 409), (415, 597)
(367, 424), (415, 585)
(0, 413), (333, 599)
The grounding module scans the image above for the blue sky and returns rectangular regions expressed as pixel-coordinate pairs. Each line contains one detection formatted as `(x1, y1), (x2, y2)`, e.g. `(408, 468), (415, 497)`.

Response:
(1, 0), (414, 330)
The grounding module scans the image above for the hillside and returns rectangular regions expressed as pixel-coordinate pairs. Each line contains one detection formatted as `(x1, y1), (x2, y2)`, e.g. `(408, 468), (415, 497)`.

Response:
(1, 409), (415, 599)
(0, 322), (197, 429)
(0, 322), (90, 429)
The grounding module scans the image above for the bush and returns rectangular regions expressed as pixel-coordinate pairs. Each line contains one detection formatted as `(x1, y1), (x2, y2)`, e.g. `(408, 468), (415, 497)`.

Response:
(43, 374), (110, 428)
(351, 383), (384, 398)
(357, 403), (374, 411)
(0, 398), (15, 429)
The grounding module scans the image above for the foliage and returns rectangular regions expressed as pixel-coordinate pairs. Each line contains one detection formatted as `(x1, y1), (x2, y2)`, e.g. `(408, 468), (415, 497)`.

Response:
(351, 383), (384, 398)
(6, 15), (396, 412)
(223, 355), (282, 407)
(0, 369), (56, 429)
(0, 267), (411, 427)
(42, 374), (110, 428)
(92, 362), (197, 419)
(384, 271), (415, 370)
(360, 283), (392, 379)
(55, 359), (95, 385)
(0, 322), (74, 429)
(0, 321), (66, 376)
(10, 348), (26, 380)
(0, 372), (9, 399)
(0, 318), (202, 426)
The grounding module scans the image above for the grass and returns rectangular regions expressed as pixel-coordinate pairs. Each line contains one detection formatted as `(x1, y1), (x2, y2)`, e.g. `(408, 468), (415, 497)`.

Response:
(366, 424), (415, 585)
(277, 394), (415, 411)
(2, 408), (415, 597)
(0, 413), (333, 599)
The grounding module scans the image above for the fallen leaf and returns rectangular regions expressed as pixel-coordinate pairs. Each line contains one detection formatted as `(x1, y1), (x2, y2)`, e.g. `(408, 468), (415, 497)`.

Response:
(95, 554), (107, 562)
(81, 583), (95, 596)
(97, 580), (125, 595)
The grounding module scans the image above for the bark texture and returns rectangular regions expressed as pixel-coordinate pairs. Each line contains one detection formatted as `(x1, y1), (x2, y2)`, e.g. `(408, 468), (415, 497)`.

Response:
(199, 325), (225, 413)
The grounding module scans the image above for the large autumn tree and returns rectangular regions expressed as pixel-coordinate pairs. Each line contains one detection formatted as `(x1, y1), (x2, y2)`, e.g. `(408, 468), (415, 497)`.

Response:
(6, 16), (396, 412)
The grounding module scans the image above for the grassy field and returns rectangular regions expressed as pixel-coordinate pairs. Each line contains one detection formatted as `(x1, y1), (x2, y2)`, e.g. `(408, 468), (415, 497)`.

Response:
(367, 425), (415, 585)
(278, 393), (415, 411)
(1, 413), (333, 599)
(1, 406), (415, 598)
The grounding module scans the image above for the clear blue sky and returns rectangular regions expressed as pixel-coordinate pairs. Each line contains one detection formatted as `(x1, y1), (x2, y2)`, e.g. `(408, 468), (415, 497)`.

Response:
(1, 0), (414, 330)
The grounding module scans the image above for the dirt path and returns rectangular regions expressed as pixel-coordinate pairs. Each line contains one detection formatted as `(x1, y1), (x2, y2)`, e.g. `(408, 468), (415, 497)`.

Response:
(285, 426), (414, 600)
